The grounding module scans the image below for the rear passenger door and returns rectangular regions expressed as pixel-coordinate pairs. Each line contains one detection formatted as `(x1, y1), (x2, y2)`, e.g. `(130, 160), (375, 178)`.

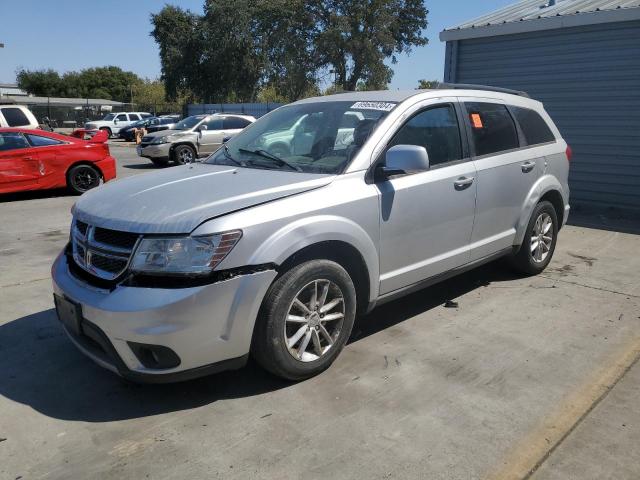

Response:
(222, 116), (250, 140)
(463, 100), (544, 261)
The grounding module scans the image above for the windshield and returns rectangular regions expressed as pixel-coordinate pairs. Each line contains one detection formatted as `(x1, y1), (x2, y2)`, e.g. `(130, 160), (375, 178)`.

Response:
(205, 101), (396, 174)
(174, 115), (205, 130)
(102, 113), (115, 121)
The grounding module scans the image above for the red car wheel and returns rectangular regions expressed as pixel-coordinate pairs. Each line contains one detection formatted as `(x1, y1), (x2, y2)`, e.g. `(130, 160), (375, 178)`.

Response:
(67, 164), (101, 194)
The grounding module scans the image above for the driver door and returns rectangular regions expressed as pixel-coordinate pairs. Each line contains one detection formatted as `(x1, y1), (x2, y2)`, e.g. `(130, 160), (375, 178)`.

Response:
(0, 132), (41, 193)
(197, 117), (225, 155)
(376, 102), (477, 294)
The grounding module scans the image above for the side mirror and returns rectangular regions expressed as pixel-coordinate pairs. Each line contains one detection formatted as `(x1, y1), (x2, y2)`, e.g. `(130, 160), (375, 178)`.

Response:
(113, 119), (119, 124)
(378, 145), (430, 179)
(199, 124), (208, 131)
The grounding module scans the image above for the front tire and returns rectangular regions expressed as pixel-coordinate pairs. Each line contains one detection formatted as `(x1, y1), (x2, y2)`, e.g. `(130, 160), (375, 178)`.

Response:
(67, 164), (102, 194)
(173, 145), (196, 165)
(99, 127), (112, 138)
(252, 260), (357, 381)
(511, 200), (558, 275)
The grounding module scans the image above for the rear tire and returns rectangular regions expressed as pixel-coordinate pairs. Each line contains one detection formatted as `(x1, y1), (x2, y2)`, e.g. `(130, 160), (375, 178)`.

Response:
(67, 164), (102, 194)
(252, 260), (357, 381)
(511, 200), (558, 275)
(173, 145), (196, 164)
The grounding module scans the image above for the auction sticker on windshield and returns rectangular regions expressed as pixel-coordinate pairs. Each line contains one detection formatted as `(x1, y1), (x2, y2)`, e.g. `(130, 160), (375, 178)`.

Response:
(350, 101), (396, 112)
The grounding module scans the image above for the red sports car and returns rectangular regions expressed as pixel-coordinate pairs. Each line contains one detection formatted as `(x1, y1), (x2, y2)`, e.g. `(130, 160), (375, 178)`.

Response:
(0, 128), (116, 195)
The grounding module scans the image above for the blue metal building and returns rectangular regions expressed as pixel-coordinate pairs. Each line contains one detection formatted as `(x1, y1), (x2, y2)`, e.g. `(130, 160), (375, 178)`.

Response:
(441, 0), (640, 212)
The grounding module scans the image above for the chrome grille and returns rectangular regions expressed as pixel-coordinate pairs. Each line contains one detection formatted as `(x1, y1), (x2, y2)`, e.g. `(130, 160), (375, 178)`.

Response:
(71, 219), (141, 281)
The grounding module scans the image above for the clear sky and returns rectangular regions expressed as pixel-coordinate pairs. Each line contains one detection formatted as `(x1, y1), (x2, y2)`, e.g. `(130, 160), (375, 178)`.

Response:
(0, 0), (515, 90)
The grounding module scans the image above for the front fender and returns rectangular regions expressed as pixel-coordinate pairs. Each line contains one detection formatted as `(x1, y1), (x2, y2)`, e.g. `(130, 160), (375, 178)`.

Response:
(248, 215), (380, 302)
(514, 174), (567, 247)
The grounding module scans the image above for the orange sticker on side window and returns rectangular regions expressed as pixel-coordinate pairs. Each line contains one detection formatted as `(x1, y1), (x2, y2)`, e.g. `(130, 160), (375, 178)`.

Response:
(470, 113), (483, 128)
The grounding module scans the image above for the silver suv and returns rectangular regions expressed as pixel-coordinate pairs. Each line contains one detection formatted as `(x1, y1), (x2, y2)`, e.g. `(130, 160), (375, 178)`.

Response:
(52, 86), (570, 382)
(137, 113), (255, 166)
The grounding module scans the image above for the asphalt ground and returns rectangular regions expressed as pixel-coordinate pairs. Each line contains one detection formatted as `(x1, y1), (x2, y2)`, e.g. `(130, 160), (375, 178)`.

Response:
(1, 143), (638, 479)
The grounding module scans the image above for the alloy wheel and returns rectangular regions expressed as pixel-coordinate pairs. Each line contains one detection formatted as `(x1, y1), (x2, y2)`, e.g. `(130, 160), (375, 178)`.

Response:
(72, 167), (100, 192)
(178, 148), (194, 164)
(530, 212), (553, 263)
(284, 279), (345, 362)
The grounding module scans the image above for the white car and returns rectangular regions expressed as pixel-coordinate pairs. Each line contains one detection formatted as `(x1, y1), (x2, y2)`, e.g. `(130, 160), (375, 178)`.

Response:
(261, 111), (364, 156)
(85, 112), (152, 137)
(0, 104), (39, 129)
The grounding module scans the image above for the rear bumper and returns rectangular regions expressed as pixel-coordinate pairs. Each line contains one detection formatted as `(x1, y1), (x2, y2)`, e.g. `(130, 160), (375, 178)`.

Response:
(96, 156), (117, 182)
(51, 252), (277, 382)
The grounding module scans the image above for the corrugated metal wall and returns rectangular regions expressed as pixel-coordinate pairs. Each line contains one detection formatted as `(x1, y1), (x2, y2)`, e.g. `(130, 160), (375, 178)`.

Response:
(445, 20), (640, 211)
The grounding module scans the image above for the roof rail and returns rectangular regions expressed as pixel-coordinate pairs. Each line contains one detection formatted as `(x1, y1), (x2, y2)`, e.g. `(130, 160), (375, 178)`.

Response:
(437, 83), (530, 98)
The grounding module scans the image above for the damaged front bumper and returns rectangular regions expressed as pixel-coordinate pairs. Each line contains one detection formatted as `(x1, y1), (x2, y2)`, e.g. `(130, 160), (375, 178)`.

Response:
(51, 251), (277, 382)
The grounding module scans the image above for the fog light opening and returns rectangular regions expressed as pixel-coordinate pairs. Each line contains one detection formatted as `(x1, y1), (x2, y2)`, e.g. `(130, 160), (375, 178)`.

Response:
(128, 342), (181, 370)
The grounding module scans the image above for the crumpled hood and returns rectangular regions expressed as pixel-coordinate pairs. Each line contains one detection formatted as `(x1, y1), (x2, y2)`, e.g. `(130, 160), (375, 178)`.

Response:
(73, 164), (335, 234)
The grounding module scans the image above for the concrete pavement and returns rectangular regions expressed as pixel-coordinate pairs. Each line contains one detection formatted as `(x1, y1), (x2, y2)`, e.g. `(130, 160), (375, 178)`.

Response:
(0, 145), (639, 479)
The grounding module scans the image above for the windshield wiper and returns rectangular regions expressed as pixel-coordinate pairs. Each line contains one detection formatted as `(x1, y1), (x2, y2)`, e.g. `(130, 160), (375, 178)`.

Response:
(222, 145), (244, 167)
(238, 148), (302, 172)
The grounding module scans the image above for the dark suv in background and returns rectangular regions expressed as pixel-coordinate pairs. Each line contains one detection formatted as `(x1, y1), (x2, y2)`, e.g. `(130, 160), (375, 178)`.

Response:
(118, 115), (181, 142)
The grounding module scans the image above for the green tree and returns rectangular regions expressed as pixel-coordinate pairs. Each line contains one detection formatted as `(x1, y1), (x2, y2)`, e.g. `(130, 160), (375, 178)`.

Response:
(417, 79), (440, 89)
(16, 66), (142, 101)
(313, 0), (428, 91)
(132, 80), (166, 106)
(16, 69), (63, 97)
(150, 5), (203, 101)
(150, 0), (428, 102)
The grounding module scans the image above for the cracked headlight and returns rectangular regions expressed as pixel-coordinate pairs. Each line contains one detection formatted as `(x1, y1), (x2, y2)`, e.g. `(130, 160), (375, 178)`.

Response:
(130, 230), (242, 275)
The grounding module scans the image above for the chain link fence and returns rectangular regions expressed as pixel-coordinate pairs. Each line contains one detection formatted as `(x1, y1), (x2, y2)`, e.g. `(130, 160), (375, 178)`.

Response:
(186, 102), (284, 118)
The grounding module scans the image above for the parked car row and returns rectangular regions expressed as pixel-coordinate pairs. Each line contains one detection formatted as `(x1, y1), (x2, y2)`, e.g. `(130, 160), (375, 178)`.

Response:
(85, 112), (153, 138)
(118, 115), (181, 141)
(137, 113), (255, 166)
(0, 127), (116, 195)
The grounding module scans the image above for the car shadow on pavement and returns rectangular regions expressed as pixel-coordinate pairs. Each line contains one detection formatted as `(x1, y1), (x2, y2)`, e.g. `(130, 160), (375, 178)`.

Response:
(0, 261), (520, 423)
(0, 188), (72, 203)
(122, 163), (163, 170)
(350, 260), (517, 344)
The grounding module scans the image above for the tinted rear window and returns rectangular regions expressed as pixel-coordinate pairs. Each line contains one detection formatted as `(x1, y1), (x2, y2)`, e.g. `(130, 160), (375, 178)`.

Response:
(26, 134), (63, 147)
(223, 117), (250, 129)
(465, 102), (519, 156)
(1, 107), (30, 127)
(511, 107), (555, 146)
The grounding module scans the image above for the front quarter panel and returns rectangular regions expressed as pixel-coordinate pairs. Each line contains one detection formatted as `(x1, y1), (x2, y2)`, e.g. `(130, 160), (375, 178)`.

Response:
(191, 172), (381, 302)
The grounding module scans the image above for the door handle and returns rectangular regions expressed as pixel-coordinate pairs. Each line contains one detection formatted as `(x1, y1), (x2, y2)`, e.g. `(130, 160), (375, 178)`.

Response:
(521, 161), (536, 173)
(454, 176), (474, 190)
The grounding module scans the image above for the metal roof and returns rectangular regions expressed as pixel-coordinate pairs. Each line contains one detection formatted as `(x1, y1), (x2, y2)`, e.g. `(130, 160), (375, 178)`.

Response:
(0, 95), (125, 107)
(441, 0), (640, 41)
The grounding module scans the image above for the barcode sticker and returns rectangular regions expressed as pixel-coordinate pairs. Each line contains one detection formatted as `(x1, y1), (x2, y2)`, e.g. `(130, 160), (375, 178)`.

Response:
(350, 101), (397, 112)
